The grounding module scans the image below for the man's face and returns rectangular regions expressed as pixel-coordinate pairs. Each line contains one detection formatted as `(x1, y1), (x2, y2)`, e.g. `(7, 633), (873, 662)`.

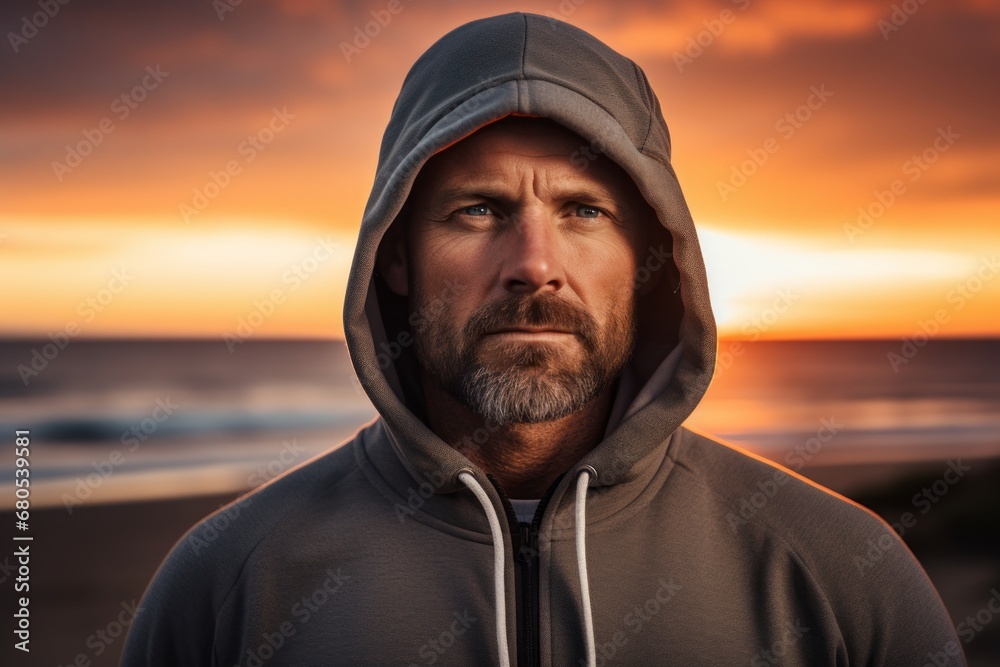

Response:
(382, 117), (656, 425)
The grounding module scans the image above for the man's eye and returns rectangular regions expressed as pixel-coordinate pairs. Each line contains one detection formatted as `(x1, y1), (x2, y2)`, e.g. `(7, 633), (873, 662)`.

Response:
(460, 204), (492, 216)
(574, 204), (604, 219)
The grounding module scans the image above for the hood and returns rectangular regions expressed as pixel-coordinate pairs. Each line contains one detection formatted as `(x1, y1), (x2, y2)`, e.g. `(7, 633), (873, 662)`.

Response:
(344, 11), (716, 496)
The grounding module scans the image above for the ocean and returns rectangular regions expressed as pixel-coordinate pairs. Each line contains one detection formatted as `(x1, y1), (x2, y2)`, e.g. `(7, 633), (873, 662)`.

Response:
(2, 338), (998, 510)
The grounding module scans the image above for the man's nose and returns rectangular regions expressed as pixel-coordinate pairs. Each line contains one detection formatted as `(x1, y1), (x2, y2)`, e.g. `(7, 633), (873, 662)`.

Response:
(498, 210), (566, 294)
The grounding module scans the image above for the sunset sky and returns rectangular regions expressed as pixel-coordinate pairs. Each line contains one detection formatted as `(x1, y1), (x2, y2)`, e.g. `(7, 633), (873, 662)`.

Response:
(1, 0), (997, 340)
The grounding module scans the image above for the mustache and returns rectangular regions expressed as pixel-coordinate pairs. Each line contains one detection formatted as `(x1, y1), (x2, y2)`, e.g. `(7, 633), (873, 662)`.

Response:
(464, 293), (597, 346)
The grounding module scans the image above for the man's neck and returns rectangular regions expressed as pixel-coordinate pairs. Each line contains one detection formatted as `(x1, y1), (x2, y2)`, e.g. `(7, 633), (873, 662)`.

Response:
(420, 375), (615, 499)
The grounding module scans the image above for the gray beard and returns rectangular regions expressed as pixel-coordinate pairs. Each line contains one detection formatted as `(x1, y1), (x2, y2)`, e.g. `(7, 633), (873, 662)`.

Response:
(458, 345), (606, 425)
(411, 292), (636, 426)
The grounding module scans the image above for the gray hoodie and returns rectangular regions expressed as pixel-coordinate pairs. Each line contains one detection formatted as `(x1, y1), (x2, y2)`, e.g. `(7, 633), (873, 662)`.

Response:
(121, 12), (965, 666)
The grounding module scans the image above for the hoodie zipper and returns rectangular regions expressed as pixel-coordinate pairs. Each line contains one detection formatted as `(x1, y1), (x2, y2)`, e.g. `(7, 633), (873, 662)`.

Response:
(516, 519), (537, 667)
(488, 473), (565, 667)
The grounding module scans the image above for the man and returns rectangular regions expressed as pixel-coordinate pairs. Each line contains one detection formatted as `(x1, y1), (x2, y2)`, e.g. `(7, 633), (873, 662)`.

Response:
(122, 12), (965, 666)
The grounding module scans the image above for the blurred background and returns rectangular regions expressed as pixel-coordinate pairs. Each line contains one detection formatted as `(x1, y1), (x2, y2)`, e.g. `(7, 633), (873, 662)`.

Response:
(1, 0), (998, 664)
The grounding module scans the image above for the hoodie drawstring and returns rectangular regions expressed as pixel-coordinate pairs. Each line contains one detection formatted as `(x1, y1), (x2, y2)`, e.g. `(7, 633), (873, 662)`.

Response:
(458, 470), (511, 667)
(575, 466), (597, 667)
(458, 467), (597, 667)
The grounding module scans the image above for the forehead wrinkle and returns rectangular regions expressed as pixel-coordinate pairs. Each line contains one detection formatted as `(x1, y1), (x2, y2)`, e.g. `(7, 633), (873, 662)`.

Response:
(454, 163), (618, 199)
(426, 143), (641, 218)
(429, 167), (520, 206)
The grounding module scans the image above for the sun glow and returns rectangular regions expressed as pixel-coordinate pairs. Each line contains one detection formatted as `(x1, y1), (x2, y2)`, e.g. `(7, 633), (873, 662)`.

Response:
(696, 225), (984, 339)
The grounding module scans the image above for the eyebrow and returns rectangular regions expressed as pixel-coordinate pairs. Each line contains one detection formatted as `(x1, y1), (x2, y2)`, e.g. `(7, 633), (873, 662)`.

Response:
(429, 184), (622, 212)
(431, 185), (508, 205)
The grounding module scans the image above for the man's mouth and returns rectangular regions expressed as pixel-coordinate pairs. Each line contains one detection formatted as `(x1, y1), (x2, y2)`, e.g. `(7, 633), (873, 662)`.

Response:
(487, 326), (572, 333)
(482, 327), (576, 339)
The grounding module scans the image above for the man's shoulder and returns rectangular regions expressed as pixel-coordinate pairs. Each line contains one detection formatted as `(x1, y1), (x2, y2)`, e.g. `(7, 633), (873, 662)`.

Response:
(143, 424), (372, 597)
(122, 424), (375, 663)
(184, 426), (370, 560)
(666, 425), (951, 602)
(668, 425), (896, 558)
(665, 426), (964, 662)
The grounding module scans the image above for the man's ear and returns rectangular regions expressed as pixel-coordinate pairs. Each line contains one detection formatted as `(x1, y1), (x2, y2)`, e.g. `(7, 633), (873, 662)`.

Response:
(376, 220), (409, 296)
